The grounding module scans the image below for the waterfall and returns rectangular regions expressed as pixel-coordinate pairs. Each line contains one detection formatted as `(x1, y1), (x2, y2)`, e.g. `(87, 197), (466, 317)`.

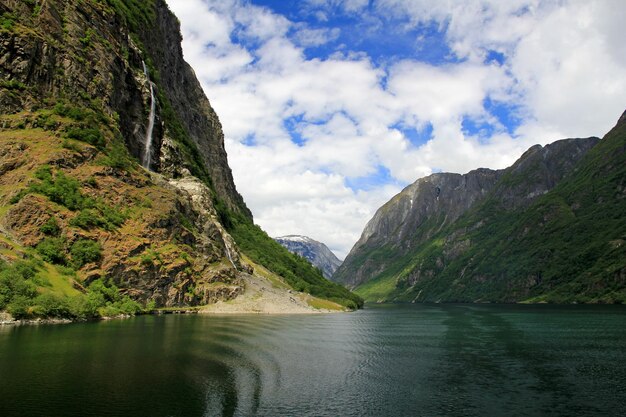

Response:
(141, 60), (156, 169)
(224, 244), (237, 271)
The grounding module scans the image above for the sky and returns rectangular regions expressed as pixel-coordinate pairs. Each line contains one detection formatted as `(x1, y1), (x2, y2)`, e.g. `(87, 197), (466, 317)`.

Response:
(165, 0), (625, 259)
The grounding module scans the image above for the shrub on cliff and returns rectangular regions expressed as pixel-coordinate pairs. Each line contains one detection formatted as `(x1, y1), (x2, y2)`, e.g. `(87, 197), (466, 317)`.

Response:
(70, 239), (102, 268)
(36, 237), (67, 265)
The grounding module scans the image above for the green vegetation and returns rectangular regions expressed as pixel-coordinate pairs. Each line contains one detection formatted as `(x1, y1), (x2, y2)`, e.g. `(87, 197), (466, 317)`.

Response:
(66, 127), (105, 148)
(101, 138), (133, 170)
(30, 165), (88, 210)
(0, 259), (142, 320)
(79, 28), (95, 47)
(35, 237), (102, 269)
(36, 237), (67, 265)
(20, 166), (128, 231)
(40, 217), (61, 236)
(69, 204), (127, 231)
(102, 0), (156, 33)
(306, 296), (344, 311)
(53, 102), (92, 121)
(70, 239), (102, 268)
(61, 140), (82, 152)
(228, 213), (363, 309)
(0, 79), (26, 90)
(352, 122), (626, 304)
(354, 272), (399, 302)
(0, 12), (16, 32)
(52, 104), (132, 166)
(139, 248), (162, 267)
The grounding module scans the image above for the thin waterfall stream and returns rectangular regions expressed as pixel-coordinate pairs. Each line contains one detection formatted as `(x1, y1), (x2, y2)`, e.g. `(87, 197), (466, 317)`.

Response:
(142, 60), (156, 169)
(224, 243), (237, 270)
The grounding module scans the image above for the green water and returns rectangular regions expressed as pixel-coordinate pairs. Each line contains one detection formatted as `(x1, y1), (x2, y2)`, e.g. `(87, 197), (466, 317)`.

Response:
(0, 304), (625, 416)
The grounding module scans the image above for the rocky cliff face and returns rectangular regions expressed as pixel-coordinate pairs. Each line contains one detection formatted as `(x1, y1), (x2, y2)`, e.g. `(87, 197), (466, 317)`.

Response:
(2, 0), (149, 157)
(0, 0), (251, 309)
(333, 130), (626, 304)
(137, 1), (251, 217)
(334, 168), (503, 289)
(0, 0), (249, 217)
(274, 235), (342, 279)
(494, 137), (601, 209)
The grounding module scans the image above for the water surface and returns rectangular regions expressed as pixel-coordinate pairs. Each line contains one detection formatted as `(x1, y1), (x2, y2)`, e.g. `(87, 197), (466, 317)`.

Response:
(1, 304), (625, 416)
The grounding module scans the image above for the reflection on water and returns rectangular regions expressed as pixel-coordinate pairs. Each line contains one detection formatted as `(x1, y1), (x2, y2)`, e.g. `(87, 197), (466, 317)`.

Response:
(0, 304), (625, 416)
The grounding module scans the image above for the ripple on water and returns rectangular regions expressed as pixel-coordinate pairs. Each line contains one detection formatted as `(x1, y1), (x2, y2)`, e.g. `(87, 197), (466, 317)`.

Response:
(1, 305), (625, 417)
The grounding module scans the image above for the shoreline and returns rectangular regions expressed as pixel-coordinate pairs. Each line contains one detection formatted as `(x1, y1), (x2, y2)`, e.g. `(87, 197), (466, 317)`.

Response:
(0, 300), (342, 328)
(0, 270), (348, 327)
(0, 307), (341, 327)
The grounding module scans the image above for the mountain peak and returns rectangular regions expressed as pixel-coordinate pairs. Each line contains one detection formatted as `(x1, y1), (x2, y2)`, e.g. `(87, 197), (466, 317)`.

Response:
(276, 235), (313, 243)
(617, 109), (626, 127)
(274, 235), (342, 279)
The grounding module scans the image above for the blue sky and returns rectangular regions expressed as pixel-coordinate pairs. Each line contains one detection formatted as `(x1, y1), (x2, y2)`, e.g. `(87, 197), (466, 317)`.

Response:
(254, 0), (456, 65)
(167, 0), (625, 258)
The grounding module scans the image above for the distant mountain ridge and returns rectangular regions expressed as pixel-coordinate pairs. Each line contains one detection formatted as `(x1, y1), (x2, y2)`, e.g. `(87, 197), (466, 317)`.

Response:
(274, 235), (342, 279)
(334, 111), (626, 304)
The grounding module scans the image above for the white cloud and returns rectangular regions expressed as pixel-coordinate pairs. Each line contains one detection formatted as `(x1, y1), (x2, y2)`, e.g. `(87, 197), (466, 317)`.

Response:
(509, 1), (626, 137)
(166, 0), (626, 258)
(376, 0), (626, 137)
(387, 61), (511, 123)
(292, 26), (341, 47)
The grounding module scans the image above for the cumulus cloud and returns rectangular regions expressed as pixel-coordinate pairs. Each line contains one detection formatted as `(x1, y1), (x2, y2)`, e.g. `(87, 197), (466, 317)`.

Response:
(377, 0), (626, 137)
(166, 0), (626, 258)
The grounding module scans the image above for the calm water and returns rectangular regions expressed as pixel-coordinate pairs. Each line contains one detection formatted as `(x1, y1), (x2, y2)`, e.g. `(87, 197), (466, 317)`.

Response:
(1, 304), (625, 417)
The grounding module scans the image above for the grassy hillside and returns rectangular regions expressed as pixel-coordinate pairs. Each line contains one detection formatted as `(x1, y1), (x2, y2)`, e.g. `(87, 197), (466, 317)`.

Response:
(355, 119), (626, 304)
(228, 213), (363, 309)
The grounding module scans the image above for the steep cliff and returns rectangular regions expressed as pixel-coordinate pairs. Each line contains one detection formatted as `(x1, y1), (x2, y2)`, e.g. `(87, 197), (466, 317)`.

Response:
(0, 0), (360, 319)
(334, 168), (502, 288)
(136, 2), (251, 217)
(275, 235), (342, 279)
(335, 124), (626, 304)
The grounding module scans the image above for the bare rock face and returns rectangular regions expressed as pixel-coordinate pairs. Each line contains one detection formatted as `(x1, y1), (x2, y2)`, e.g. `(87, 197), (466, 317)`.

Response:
(167, 175), (245, 272)
(495, 137), (601, 209)
(335, 168), (502, 289)
(360, 168), (501, 247)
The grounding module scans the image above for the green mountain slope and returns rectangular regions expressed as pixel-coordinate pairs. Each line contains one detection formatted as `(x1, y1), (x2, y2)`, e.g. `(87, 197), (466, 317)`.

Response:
(341, 113), (626, 304)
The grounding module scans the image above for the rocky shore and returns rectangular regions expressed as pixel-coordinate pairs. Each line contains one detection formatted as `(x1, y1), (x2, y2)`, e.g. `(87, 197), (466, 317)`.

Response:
(0, 273), (345, 326)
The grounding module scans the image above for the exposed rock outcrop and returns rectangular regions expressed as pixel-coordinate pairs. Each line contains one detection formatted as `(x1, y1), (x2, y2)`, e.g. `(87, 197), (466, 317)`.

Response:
(335, 167), (502, 289)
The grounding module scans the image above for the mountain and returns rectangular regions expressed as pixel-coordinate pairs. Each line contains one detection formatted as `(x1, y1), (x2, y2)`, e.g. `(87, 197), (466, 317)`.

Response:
(0, 0), (361, 320)
(335, 113), (626, 304)
(274, 235), (342, 279)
